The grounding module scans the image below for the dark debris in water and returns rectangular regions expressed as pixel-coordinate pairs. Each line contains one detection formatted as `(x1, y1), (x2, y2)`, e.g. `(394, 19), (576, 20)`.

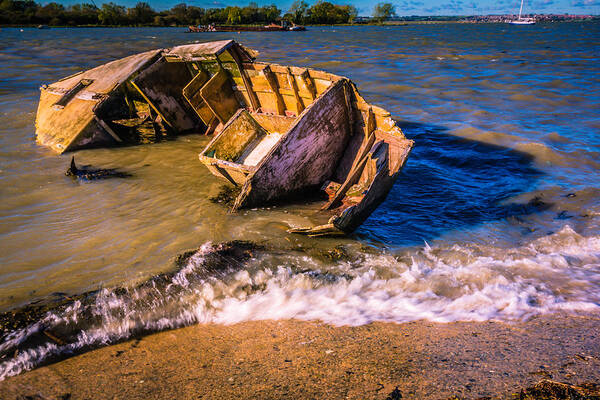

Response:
(515, 379), (600, 400)
(289, 243), (355, 264)
(510, 195), (553, 216)
(209, 185), (242, 208)
(322, 245), (349, 261)
(386, 386), (403, 399)
(294, 268), (353, 283)
(555, 210), (574, 220)
(447, 380), (600, 400)
(65, 156), (131, 181)
(172, 249), (199, 269)
(172, 240), (264, 278)
(0, 292), (92, 341)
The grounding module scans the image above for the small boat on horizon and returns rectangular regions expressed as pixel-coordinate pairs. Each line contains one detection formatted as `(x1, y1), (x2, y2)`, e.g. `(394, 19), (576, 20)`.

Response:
(508, 0), (536, 24)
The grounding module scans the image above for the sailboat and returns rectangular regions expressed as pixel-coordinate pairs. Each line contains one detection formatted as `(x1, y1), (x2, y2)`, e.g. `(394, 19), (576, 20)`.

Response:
(509, 0), (535, 24)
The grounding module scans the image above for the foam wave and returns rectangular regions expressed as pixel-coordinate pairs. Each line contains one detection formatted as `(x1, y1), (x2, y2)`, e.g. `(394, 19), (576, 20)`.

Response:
(1, 225), (599, 380)
(211, 226), (600, 325)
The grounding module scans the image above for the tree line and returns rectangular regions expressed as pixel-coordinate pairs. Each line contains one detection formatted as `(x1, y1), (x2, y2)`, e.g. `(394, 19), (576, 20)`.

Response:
(0, 0), (398, 27)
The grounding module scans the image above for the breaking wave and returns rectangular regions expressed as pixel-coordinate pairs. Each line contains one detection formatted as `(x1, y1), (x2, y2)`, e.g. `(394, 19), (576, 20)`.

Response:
(1, 225), (599, 380)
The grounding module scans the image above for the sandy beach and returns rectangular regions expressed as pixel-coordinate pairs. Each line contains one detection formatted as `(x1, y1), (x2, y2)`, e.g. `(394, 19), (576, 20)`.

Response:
(1, 313), (599, 399)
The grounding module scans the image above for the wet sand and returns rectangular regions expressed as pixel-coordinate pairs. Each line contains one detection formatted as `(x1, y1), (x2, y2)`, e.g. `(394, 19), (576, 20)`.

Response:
(1, 313), (599, 399)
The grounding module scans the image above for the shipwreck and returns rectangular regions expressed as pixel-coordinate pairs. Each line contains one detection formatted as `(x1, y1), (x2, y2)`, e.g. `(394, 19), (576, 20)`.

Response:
(35, 40), (413, 236)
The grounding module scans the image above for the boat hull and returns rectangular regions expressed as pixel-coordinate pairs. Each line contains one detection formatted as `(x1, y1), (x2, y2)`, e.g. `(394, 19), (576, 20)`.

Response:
(35, 40), (413, 235)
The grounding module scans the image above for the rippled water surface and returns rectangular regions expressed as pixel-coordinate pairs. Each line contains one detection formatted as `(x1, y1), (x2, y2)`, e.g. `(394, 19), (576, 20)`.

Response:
(0, 24), (599, 378)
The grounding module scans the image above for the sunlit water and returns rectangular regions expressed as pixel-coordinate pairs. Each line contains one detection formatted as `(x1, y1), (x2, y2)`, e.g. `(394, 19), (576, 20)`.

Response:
(0, 24), (599, 378)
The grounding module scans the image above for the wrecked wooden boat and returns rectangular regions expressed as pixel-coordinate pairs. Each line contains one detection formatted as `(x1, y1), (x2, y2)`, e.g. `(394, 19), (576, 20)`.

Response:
(35, 40), (413, 235)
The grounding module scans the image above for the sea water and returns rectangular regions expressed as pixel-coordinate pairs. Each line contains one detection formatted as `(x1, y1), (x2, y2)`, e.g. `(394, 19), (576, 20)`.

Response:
(0, 23), (599, 378)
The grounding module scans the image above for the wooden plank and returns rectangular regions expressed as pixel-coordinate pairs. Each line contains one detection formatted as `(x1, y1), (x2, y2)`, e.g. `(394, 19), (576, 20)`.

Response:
(52, 79), (92, 109)
(230, 47), (260, 111)
(214, 164), (241, 186)
(203, 118), (221, 136)
(48, 49), (162, 95)
(333, 140), (412, 233)
(288, 223), (345, 237)
(182, 68), (214, 126)
(322, 135), (375, 210)
(131, 57), (200, 132)
(312, 78), (333, 96)
(183, 68), (209, 100)
(164, 40), (234, 61)
(252, 113), (296, 133)
(255, 92), (278, 113)
(308, 69), (337, 81)
(286, 67), (304, 115)
(129, 79), (174, 130)
(262, 65), (286, 115)
(343, 80), (354, 135)
(364, 106), (375, 138)
(232, 80), (351, 210)
(94, 116), (123, 143)
(200, 67), (241, 125)
(300, 69), (317, 101)
(205, 109), (267, 162)
(268, 65), (292, 74)
(247, 75), (272, 93)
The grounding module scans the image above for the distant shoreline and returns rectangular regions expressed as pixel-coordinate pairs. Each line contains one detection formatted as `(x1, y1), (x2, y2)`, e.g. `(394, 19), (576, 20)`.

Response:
(2, 19), (599, 28)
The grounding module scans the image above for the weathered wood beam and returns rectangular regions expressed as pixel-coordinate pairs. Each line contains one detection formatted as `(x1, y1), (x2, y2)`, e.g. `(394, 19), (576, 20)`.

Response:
(343, 80), (354, 136)
(200, 67), (240, 125)
(204, 118), (220, 136)
(364, 106), (375, 138)
(214, 164), (238, 186)
(286, 67), (304, 115)
(94, 116), (123, 143)
(129, 79), (174, 129)
(52, 79), (92, 110)
(262, 65), (286, 115)
(322, 154), (367, 210)
(230, 47), (260, 111)
(322, 132), (377, 210)
(300, 69), (317, 101)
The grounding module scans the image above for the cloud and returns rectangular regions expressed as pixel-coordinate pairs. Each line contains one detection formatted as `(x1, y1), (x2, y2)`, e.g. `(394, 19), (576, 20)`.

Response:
(532, 0), (556, 9)
(396, 0), (420, 10)
(571, 0), (600, 6)
(424, 0), (466, 14)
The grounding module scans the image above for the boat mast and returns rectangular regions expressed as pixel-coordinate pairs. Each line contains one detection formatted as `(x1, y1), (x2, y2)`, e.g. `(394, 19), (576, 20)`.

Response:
(518, 0), (524, 19)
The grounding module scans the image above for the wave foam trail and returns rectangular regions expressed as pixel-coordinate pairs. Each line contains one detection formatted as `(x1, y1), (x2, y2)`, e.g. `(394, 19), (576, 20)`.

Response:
(212, 226), (600, 326)
(1, 226), (599, 379)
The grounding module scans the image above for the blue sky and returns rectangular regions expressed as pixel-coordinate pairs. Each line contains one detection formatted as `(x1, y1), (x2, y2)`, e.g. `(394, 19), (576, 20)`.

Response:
(53, 0), (600, 16)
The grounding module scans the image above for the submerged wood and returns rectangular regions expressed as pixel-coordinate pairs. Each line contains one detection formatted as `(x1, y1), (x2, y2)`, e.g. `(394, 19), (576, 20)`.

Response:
(35, 40), (413, 235)
(65, 157), (131, 180)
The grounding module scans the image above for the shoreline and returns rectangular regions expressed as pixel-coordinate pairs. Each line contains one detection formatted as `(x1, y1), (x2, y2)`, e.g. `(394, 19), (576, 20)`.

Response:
(2, 19), (598, 28)
(1, 312), (599, 399)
